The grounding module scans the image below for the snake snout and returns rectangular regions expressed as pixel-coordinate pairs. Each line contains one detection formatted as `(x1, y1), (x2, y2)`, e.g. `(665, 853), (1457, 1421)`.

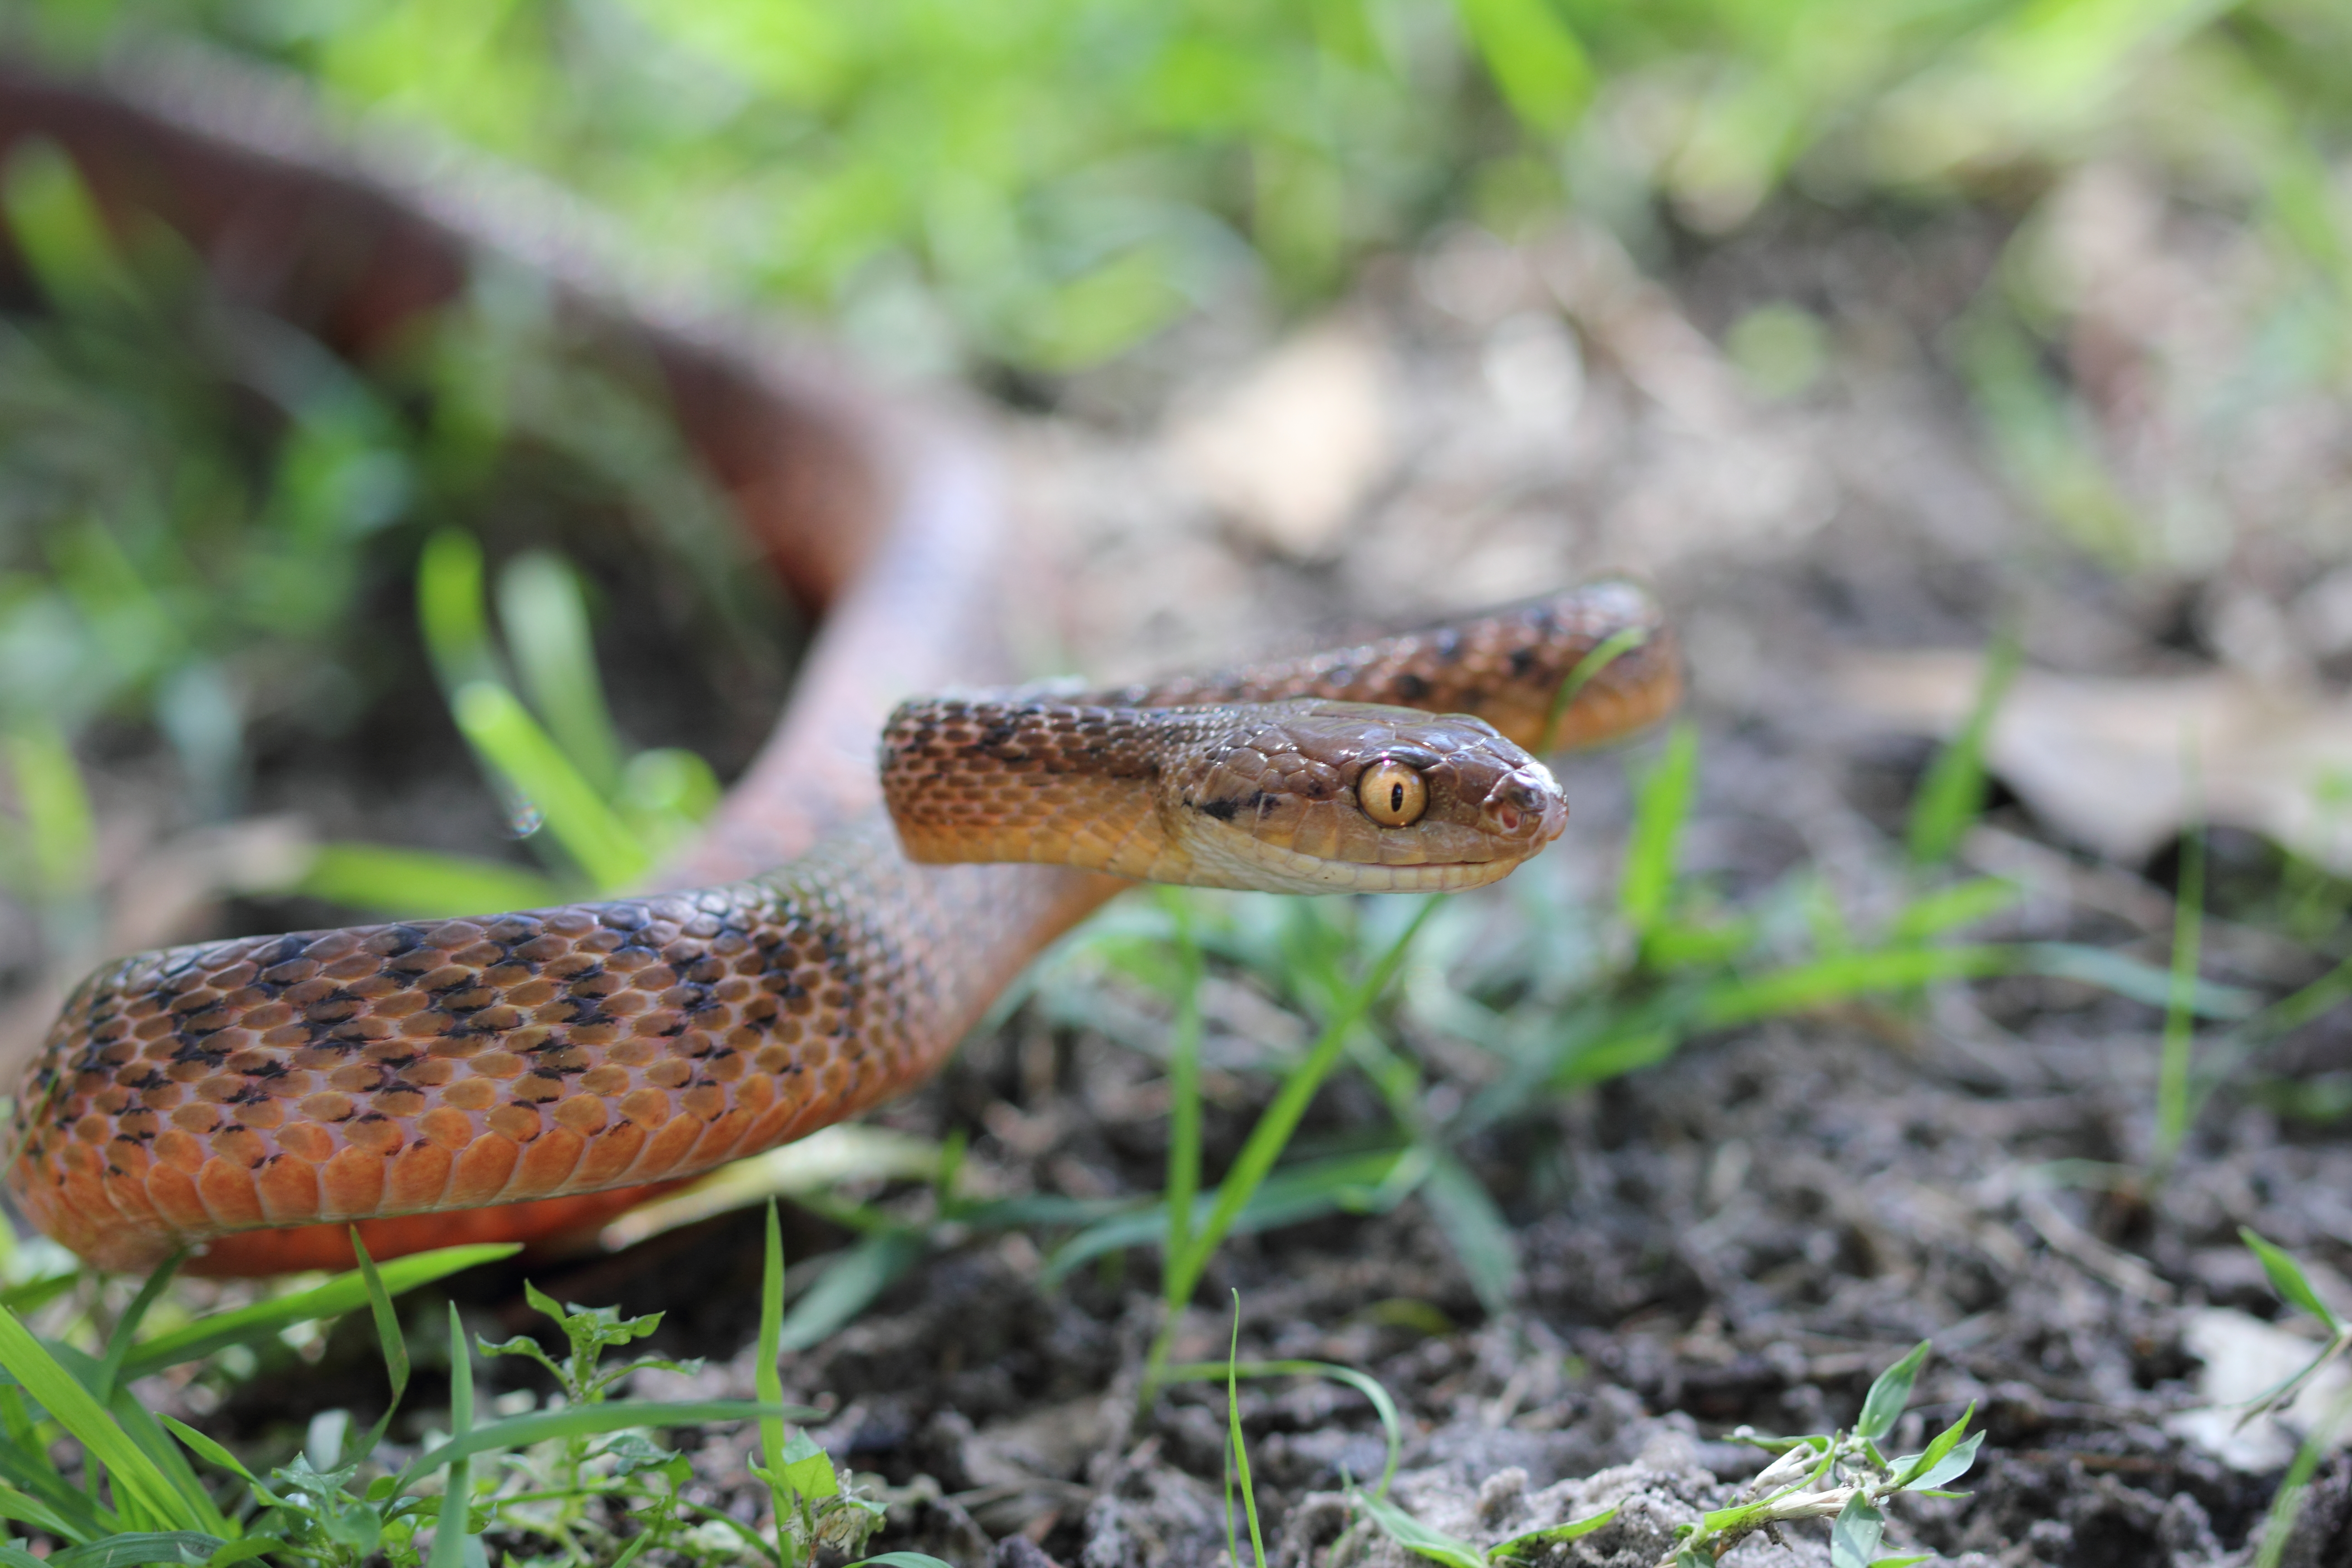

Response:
(1482, 763), (1567, 845)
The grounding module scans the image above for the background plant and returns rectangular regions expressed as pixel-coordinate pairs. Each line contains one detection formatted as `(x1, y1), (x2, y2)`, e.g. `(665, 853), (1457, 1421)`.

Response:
(0, 1229), (983, 1568)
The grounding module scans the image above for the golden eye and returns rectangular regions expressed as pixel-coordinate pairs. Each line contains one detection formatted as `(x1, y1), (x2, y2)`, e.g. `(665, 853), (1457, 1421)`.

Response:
(1357, 759), (1428, 828)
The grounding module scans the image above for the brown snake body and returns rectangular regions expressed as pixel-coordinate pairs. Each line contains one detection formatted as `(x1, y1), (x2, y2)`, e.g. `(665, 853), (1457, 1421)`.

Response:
(7, 583), (1675, 1275)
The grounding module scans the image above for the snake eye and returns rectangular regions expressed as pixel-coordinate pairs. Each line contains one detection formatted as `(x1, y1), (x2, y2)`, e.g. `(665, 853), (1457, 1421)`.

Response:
(1357, 759), (1428, 828)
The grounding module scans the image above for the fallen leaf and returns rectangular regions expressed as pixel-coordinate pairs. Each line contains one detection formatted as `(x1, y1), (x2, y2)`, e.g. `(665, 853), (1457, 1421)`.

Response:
(2166, 1307), (2352, 1472)
(1840, 653), (2352, 870)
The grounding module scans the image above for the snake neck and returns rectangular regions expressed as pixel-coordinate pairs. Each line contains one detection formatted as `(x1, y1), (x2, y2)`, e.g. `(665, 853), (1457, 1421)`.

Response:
(880, 700), (1189, 882)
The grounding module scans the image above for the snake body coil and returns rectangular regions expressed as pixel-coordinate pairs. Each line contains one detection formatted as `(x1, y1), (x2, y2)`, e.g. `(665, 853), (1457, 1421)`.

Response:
(8, 582), (1676, 1275)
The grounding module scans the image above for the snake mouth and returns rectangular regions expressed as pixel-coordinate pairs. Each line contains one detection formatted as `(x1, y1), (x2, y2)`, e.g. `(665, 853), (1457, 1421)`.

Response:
(1183, 818), (1533, 893)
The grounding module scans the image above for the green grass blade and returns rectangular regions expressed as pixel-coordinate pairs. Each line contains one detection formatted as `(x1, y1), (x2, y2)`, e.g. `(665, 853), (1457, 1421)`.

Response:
(2240, 1228), (2347, 1333)
(2154, 821), (2206, 1174)
(1157, 1360), (1403, 1495)
(1907, 632), (2019, 866)
(1455, 0), (1592, 135)
(497, 550), (626, 796)
(100, 1391), (226, 1539)
(1161, 890), (1205, 1303)
(1347, 1487), (1484, 1568)
(0, 1477), (106, 1543)
(0, 1312), (189, 1531)
(1548, 1018), (1683, 1091)
(755, 1203), (794, 1551)
(0, 1377), (114, 1538)
(1493, 1506), (1619, 1561)
(341, 1232), (411, 1465)
(1225, 1297), (1267, 1568)
(426, 1304), (474, 1568)
(1420, 1152), (1517, 1317)
(617, 748), (723, 855)
(46, 1532), (225, 1568)
(295, 844), (564, 921)
(0, 141), (134, 316)
(0, 1273), (82, 1317)
(1619, 722), (1698, 949)
(353, 1232), (409, 1406)
(453, 681), (649, 891)
(1888, 877), (2021, 943)
(4, 721), (97, 902)
(96, 1255), (185, 1406)
(2240, 955), (2352, 1044)
(37, 1342), (225, 1539)
(1047, 1149), (1415, 1284)
(400, 1402), (813, 1493)
(1695, 946), (2012, 1029)
(154, 1419), (263, 1491)
(775, 1230), (926, 1354)
(122, 1243), (519, 1381)
(2253, 1387), (2352, 1568)
(2023, 943), (2256, 1019)
(417, 530), (500, 694)
(1539, 625), (1651, 755)
(1165, 902), (1436, 1312)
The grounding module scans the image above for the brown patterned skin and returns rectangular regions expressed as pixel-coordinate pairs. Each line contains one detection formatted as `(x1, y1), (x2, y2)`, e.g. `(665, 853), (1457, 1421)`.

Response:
(883, 700), (1564, 893)
(6, 582), (1677, 1274)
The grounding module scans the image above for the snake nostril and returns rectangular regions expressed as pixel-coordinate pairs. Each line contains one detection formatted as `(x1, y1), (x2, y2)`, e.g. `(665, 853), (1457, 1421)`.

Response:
(1485, 778), (1553, 837)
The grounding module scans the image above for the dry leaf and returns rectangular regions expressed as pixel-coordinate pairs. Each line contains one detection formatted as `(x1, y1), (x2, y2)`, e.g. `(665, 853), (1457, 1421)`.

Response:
(2165, 1307), (2352, 1472)
(1839, 652), (2352, 870)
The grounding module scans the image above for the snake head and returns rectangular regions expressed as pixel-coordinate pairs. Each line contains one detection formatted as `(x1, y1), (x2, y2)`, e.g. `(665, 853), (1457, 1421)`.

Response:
(1169, 700), (1567, 893)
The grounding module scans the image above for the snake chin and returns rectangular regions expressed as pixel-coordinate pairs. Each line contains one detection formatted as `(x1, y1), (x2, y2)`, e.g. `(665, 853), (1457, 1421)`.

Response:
(1180, 819), (1542, 893)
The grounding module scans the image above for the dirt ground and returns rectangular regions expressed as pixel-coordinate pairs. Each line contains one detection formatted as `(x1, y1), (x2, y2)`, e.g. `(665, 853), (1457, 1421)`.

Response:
(36, 176), (2352, 1566)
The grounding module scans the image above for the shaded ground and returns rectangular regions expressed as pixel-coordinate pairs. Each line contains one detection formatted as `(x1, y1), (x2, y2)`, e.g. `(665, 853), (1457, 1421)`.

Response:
(37, 183), (2352, 1565)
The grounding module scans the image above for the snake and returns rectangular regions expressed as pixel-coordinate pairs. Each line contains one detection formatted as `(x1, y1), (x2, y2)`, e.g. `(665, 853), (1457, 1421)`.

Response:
(0, 64), (1679, 1278)
(5, 571), (1676, 1275)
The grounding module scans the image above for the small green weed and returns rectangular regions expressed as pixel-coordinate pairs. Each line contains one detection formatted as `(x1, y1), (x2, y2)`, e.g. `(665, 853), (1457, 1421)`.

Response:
(2235, 1229), (2352, 1568)
(1351, 1341), (1972, 1567)
(1349, 1487), (1616, 1568)
(1179, 1293), (1408, 1568)
(294, 526), (725, 919)
(0, 1225), (974, 1568)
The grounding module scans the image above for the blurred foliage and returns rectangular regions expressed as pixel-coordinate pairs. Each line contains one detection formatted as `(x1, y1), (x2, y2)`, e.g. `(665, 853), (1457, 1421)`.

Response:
(0, 0), (2347, 931)
(20, 0), (2352, 379)
(0, 123), (769, 947)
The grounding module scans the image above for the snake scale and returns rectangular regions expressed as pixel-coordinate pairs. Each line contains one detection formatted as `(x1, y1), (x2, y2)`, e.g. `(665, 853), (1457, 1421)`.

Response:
(5, 578), (1676, 1275)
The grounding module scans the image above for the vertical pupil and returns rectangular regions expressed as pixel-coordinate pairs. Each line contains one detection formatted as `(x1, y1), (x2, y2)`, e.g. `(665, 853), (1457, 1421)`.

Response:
(1389, 782), (1405, 814)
